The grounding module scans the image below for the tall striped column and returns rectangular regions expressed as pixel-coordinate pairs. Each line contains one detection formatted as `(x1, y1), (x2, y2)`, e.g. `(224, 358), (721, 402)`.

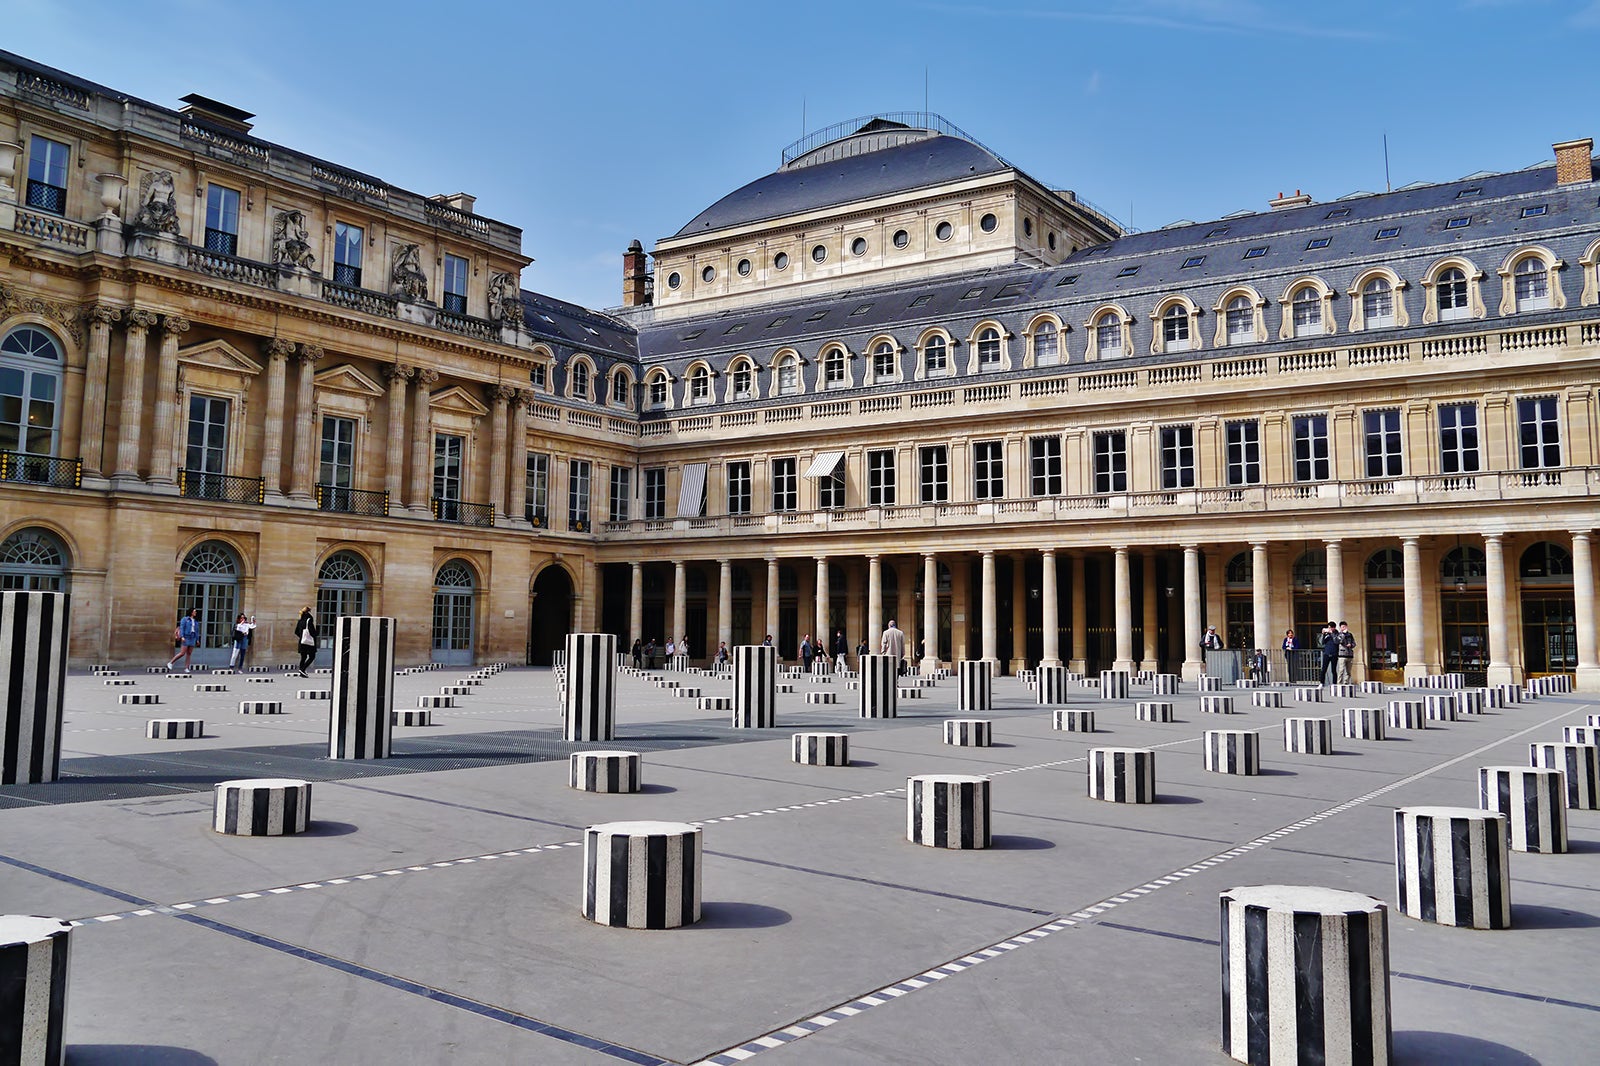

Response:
(1478, 766), (1567, 853)
(0, 591), (70, 785)
(328, 616), (395, 760)
(1220, 885), (1391, 1066)
(958, 660), (992, 712)
(733, 644), (777, 728)
(0, 915), (72, 1065)
(1394, 807), (1511, 929)
(582, 821), (700, 928)
(1036, 663), (1069, 705)
(563, 633), (617, 742)
(859, 653), (898, 719)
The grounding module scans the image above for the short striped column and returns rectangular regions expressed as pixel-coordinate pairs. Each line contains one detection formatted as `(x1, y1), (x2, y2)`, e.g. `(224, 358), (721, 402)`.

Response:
(1394, 807), (1510, 929)
(1361, 681), (1385, 695)
(1293, 686), (1324, 703)
(1235, 678), (1257, 690)
(958, 660), (992, 712)
(551, 649), (566, 671)
(907, 774), (990, 849)
(213, 778), (312, 836)
(1205, 730), (1260, 775)
(1201, 695), (1236, 715)
(238, 701), (282, 715)
(1565, 725), (1600, 745)
(0, 915), (73, 1065)
(805, 691), (836, 705)
(1343, 707), (1386, 740)
(119, 693), (159, 705)
(1137, 701), (1175, 723)
(1386, 700), (1426, 730)
(1481, 686), (1504, 709)
(0, 590), (69, 785)
(1220, 885), (1391, 1066)
(1053, 709), (1095, 732)
(1088, 747), (1155, 803)
(1424, 694), (1458, 722)
(391, 709), (431, 727)
(570, 751), (642, 793)
(563, 633), (617, 742)
(1099, 669), (1129, 699)
(146, 718), (202, 739)
(944, 718), (993, 746)
(1199, 675), (1222, 692)
(1284, 717), (1333, 755)
(1479, 765), (1567, 853)
(329, 616), (395, 760)
(672, 687), (702, 699)
(194, 682), (227, 693)
(1457, 689), (1485, 714)
(582, 821), (700, 928)
(1035, 664), (1069, 705)
(670, 653), (688, 672)
(792, 732), (848, 766)
(858, 654), (898, 719)
(418, 695), (455, 709)
(1251, 690), (1283, 709)
(1153, 673), (1179, 695)
(1529, 742), (1600, 809)
(1497, 683), (1522, 705)
(1328, 684), (1356, 699)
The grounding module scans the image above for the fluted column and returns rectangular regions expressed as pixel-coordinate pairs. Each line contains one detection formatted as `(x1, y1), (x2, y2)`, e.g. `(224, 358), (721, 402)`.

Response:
(260, 338), (294, 499)
(146, 314), (189, 487)
(672, 561), (687, 650)
(629, 562), (644, 648)
(718, 559), (734, 653)
(1402, 537), (1426, 683)
(980, 549), (999, 667)
(765, 557), (780, 643)
(1041, 549), (1060, 668)
(1182, 545), (1203, 681)
(921, 552), (939, 670)
(815, 556), (830, 645)
(867, 554), (883, 646)
(1325, 539), (1345, 626)
(408, 368), (438, 512)
(1069, 552), (1088, 672)
(507, 389), (530, 524)
(287, 344), (323, 501)
(1573, 532), (1599, 691)
(1113, 547), (1134, 673)
(1485, 533), (1513, 686)
(79, 306), (119, 478)
(488, 385), (511, 524)
(112, 309), (157, 481)
(1251, 542), (1271, 656)
(1009, 556), (1027, 672)
(1140, 552), (1158, 672)
(382, 363), (413, 515)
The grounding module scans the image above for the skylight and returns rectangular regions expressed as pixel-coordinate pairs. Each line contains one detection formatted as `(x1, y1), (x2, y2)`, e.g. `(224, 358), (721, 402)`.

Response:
(1242, 246), (1267, 260)
(1056, 274), (1079, 286)
(1206, 227), (1229, 238)
(724, 323), (745, 334)
(1325, 208), (1351, 219)
(1375, 226), (1401, 240)
(909, 294), (934, 308)
(1455, 187), (1481, 199)
(1116, 265), (1139, 278)
(1521, 204), (1547, 218)
(1181, 255), (1205, 269)
(806, 310), (828, 322)
(1445, 216), (1471, 230)
(767, 315), (789, 328)
(994, 283), (1028, 299)
(850, 304), (873, 316)
(1306, 237), (1332, 250)
(961, 287), (985, 300)
(681, 329), (704, 341)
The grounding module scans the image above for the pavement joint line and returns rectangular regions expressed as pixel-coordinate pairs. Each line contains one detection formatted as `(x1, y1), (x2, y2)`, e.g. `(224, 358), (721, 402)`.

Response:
(686, 705), (1580, 1066)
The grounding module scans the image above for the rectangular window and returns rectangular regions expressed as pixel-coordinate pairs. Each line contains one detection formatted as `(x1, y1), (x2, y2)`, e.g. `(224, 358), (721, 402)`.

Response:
(185, 395), (229, 475)
(433, 433), (463, 520)
(525, 452), (549, 525)
(530, 364), (547, 391)
(1306, 237), (1332, 250)
(818, 465), (845, 509)
(772, 457), (797, 512)
(1029, 435), (1062, 496)
(1181, 255), (1205, 269)
(1116, 265), (1140, 278)
(333, 222), (364, 287)
(1520, 204), (1547, 218)
(867, 449), (896, 506)
(643, 468), (666, 520)
(1242, 245), (1267, 259)
(1092, 431), (1127, 493)
(1518, 397), (1561, 469)
(204, 184), (240, 256)
(1375, 226), (1401, 240)
(1160, 425), (1195, 489)
(318, 415), (356, 491)
(1438, 403), (1480, 475)
(973, 440), (1004, 500)
(604, 466), (629, 523)
(726, 461), (751, 515)
(568, 459), (591, 530)
(25, 135), (69, 215)
(648, 376), (668, 407)
(919, 445), (949, 503)
(1364, 409), (1403, 478)
(1445, 216), (1471, 230)
(1293, 415), (1330, 482)
(1225, 420), (1261, 486)
(443, 254), (468, 314)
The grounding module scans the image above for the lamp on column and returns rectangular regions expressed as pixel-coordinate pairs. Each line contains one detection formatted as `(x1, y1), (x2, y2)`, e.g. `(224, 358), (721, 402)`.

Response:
(1454, 533), (1467, 594)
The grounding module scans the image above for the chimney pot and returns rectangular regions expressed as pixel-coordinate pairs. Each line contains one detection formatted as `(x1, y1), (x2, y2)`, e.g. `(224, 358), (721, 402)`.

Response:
(1553, 138), (1594, 186)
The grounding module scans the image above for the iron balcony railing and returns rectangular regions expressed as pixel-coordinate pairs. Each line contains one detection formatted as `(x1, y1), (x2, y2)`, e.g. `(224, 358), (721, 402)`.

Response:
(316, 484), (389, 517)
(433, 497), (495, 527)
(179, 469), (265, 504)
(0, 452), (82, 488)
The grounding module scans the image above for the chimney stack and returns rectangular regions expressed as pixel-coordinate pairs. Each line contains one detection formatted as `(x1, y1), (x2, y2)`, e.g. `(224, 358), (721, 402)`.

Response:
(1553, 138), (1594, 186)
(1268, 189), (1313, 211)
(622, 239), (652, 307)
(430, 193), (477, 214)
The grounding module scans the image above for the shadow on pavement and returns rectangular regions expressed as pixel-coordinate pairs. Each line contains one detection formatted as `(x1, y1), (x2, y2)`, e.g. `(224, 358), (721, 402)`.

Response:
(70, 1047), (219, 1066)
(695, 901), (792, 929)
(1510, 902), (1600, 929)
(1392, 1031), (1540, 1065)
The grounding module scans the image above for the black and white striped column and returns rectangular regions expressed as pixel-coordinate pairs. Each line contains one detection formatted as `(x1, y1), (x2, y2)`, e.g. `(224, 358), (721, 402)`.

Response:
(391, 709), (431, 727)
(1394, 806), (1510, 929)
(0, 590), (69, 785)
(1424, 694), (1458, 722)
(328, 616), (394, 760)
(582, 820), (700, 928)
(1036, 664), (1069, 705)
(1343, 707), (1386, 741)
(1088, 747), (1155, 803)
(1201, 695), (1236, 715)
(907, 774), (990, 848)
(1199, 675), (1222, 692)
(1053, 709), (1095, 732)
(733, 645), (777, 728)
(1205, 730), (1261, 775)
(1284, 717), (1333, 755)
(792, 732), (849, 766)
(213, 778), (312, 836)
(958, 660), (992, 712)
(1153, 673), (1179, 695)
(0, 914), (72, 1065)
(146, 718), (203, 739)
(1457, 689), (1485, 714)
(563, 633), (617, 742)
(1099, 669), (1129, 699)
(944, 719), (993, 746)
(1478, 766), (1567, 853)
(1529, 742), (1600, 809)
(1386, 700), (1426, 730)
(1137, 701), (1175, 723)
(1251, 690), (1283, 709)
(570, 751), (642, 793)
(1293, 686), (1324, 703)
(858, 654), (898, 719)
(1219, 885), (1391, 1066)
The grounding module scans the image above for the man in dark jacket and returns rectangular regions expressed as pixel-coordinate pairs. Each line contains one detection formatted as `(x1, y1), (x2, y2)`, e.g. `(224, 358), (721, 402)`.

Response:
(1320, 623), (1340, 685)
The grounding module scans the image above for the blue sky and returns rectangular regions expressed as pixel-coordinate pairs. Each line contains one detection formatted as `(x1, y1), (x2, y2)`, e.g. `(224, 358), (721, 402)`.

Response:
(8, 1), (1600, 310)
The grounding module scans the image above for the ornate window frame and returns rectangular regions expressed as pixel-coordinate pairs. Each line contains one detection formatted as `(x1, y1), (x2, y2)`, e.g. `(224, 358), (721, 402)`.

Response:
(865, 335), (902, 386)
(1212, 286), (1266, 347)
(1420, 256), (1486, 324)
(685, 360), (716, 406)
(1278, 277), (1335, 340)
(770, 349), (805, 398)
(724, 356), (759, 402)
(1497, 245), (1565, 315)
(1084, 303), (1131, 361)
(915, 329), (954, 381)
(965, 320), (1011, 374)
(1023, 313), (1066, 368)
(1150, 295), (1201, 355)
(1347, 267), (1408, 332)
(818, 344), (854, 391)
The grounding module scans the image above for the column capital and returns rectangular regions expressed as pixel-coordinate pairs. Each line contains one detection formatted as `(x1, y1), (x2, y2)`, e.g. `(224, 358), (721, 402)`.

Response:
(295, 342), (324, 364)
(1483, 531), (1504, 544)
(160, 314), (190, 336)
(1039, 546), (1055, 557)
(1401, 535), (1420, 547)
(125, 308), (158, 331)
(86, 305), (121, 327)
(513, 387), (535, 406)
(981, 548), (995, 558)
(1322, 537), (1342, 548)
(382, 362), (414, 383)
(263, 337), (296, 361)
(631, 561), (642, 572)
(1571, 530), (1593, 542)
(490, 383), (517, 404)
(414, 368), (440, 387)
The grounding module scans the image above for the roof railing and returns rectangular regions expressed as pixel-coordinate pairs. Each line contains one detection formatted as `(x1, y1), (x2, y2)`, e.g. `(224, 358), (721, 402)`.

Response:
(780, 112), (998, 167)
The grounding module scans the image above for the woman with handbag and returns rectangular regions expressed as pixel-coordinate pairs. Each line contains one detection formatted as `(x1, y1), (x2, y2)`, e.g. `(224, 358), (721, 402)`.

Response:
(294, 607), (318, 677)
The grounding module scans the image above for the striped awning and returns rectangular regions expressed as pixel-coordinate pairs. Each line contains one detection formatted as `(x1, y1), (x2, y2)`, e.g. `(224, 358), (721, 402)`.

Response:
(676, 462), (707, 516)
(803, 451), (844, 478)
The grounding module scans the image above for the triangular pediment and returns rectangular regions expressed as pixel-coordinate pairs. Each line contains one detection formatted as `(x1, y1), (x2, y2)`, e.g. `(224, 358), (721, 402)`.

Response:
(428, 385), (489, 417)
(314, 363), (385, 397)
(177, 339), (262, 375)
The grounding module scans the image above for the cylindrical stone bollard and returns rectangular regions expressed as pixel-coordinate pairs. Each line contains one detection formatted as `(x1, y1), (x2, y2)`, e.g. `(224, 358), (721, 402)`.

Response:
(238, 701), (283, 715)
(792, 732), (849, 766)
(907, 774), (990, 848)
(1036, 663), (1069, 705)
(119, 693), (159, 705)
(570, 750), (642, 793)
(1482, 687), (1504, 710)
(1293, 686), (1324, 703)
(329, 616), (395, 760)
(1201, 695), (1236, 715)
(1529, 742), (1600, 809)
(1219, 885), (1391, 1066)
(0, 914), (73, 1064)
(1394, 806), (1510, 929)
(1205, 730), (1261, 775)
(1088, 747), (1155, 803)
(146, 718), (203, 739)
(958, 660), (993, 712)
(1479, 765), (1568, 853)
(1251, 690), (1283, 709)
(1386, 700), (1426, 730)
(1053, 709), (1095, 732)
(1284, 717), (1333, 755)
(563, 633), (617, 742)
(805, 691), (836, 704)
(213, 778), (311, 836)
(1497, 683), (1522, 705)
(1235, 678), (1257, 690)
(1153, 673), (1179, 695)
(1424, 694), (1458, 722)
(732, 644), (777, 728)
(391, 709), (431, 727)
(1099, 669), (1129, 699)
(1457, 689), (1485, 715)
(944, 719), (993, 746)
(1199, 675), (1222, 692)
(1563, 725), (1600, 746)
(1343, 707), (1386, 740)
(0, 590), (70, 785)
(858, 654), (898, 719)
(1137, 701), (1175, 723)
(1360, 681), (1385, 695)
(582, 821), (700, 928)
(1329, 683), (1356, 699)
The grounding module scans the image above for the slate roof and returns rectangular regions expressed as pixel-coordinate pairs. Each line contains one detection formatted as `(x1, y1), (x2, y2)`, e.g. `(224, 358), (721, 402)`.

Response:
(518, 290), (637, 361)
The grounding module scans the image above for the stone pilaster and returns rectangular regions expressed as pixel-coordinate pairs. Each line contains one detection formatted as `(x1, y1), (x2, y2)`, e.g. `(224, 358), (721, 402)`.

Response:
(112, 309), (158, 482)
(260, 338), (295, 499)
(381, 363), (413, 515)
(287, 343), (323, 502)
(79, 305), (119, 480)
(408, 368), (438, 512)
(146, 314), (189, 488)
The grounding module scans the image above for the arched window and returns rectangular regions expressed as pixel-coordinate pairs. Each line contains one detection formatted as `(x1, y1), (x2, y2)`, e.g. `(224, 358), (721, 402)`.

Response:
(976, 328), (1001, 368)
(689, 365), (711, 404)
(1365, 548), (1404, 582)
(822, 348), (847, 390)
(1440, 545), (1486, 585)
(0, 527), (68, 591)
(1437, 268), (1470, 322)
(0, 326), (63, 457)
(1519, 541), (1573, 580)
(432, 560), (475, 664)
(316, 550), (369, 622)
(1095, 312), (1124, 358)
(1225, 552), (1252, 584)
(646, 371), (669, 409)
(1033, 321), (1060, 366)
(731, 360), (754, 401)
(569, 360), (590, 401)
(872, 342), (896, 379)
(1225, 296), (1254, 345)
(776, 354), (800, 395)
(611, 369), (632, 407)
(1292, 550), (1327, 588)
(1291, 286), (1323, 337)
(922, 336), (949, 377)
(1362, 278), (1395, 327)
(1162, 304), (1191, 351)
(178, 541), (241, 653)
(1513, 256), (1550, 312)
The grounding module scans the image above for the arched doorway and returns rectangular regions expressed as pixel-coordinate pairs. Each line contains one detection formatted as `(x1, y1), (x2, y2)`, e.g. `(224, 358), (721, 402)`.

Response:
(1520, 541), (1575, 678)
(1440, 544), (1488, 686)
(912, 561), (953, 663)
(1223, 552), (1252, 651)
(0, 527), (69, 591)
(431, 560), (475, 666)
(1288, 549), (1326, 682)
(316, 550), (370, 670)
(177, 541), (241, 666)
(529, 564), (574, 667)
(1364, 548), (1405, 684)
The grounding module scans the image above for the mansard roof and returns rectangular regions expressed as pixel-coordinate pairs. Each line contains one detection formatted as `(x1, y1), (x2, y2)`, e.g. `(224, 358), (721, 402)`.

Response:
(519, 290), (637, 360)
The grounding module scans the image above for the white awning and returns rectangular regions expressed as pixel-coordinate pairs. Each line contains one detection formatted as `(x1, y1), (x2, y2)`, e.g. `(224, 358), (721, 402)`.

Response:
(803, 451), (845, 478)
(676, 462), (707, 516)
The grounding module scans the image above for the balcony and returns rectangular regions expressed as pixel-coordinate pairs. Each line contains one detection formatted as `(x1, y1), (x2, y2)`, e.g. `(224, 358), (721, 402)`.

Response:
(433, 497), (495, 527)
(323, 280), (397, 318)
(179, 470), (264, 504)
(13, 206), (92, 250)
(0, 452), (81, 488)
(184, 245), (278, 289)
(316, 484), (389, 517)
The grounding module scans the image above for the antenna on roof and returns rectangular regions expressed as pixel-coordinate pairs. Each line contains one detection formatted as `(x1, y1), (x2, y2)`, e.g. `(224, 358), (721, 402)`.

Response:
(924, 66), (928, 112)
(1383, 133), (1391, 193)
(802, 97), (806, 137)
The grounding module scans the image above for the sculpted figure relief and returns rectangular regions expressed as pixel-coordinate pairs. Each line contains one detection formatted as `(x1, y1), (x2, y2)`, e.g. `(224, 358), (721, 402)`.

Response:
(487, 271), (524, 326)
(272, 210), (317, 270)
(391, 243), (429, 302)
(133, 170), (180, 234)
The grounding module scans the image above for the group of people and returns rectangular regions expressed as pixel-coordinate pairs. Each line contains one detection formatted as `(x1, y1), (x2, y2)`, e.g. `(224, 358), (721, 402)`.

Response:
(164, 606), (321, 676)
(1210, 621), (1358, 686)
(629, 636), (693, 669)
(627, 623), (914, 674)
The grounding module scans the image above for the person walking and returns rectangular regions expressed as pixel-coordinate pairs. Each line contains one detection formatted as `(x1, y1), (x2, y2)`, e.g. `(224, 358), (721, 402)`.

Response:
(880, 619), (906, 673)
(1319, 623), (1340, 685)
(799, 633), (814, 672)
(294, 606), (318, 677)
(1336, 621), (1356, 684)
(631, 638), (642, 669)
(229, 613), (256, 669)
(166, 608), (201, 671)
(832, 629), (847, 672)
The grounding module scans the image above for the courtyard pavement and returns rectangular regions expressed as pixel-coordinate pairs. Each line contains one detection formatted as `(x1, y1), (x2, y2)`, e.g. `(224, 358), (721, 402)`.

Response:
(2, 662), (1597, 1064)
